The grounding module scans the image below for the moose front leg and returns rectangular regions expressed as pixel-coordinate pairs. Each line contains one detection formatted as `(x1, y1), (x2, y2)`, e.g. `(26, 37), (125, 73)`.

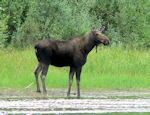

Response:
(76, 67), (82, 99)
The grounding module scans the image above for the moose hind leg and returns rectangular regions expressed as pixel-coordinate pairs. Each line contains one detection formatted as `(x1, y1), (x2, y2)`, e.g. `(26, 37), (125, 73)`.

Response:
(67, 67), (75, 98)
(76, 67), (82, 99)
(40, 64), (49, 93)
(34, 63), (42, 92)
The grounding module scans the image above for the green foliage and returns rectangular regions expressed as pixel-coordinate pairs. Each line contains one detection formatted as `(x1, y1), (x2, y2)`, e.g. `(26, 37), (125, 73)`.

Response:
(92, 0), (150, 47)
(0, 16), (9, 47)
(116, 0), (150, 47)
(0, 0), (150, 48)
(0, 0), (29, 47)
(17, 0), (100, 47)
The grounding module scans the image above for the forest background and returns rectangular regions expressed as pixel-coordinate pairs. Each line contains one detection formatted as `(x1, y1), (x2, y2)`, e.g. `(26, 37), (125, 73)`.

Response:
(0, 0), (150, 48)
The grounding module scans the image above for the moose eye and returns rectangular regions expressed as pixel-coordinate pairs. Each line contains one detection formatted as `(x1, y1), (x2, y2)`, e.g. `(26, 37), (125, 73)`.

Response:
(96, 33), (99, 36)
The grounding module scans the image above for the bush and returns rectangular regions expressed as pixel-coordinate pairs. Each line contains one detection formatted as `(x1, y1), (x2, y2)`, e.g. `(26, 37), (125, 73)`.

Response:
(91, 0), (150, 48)
(0, 0), (29, 47)
(0, 0), (150, 48)
(15, 0), (101, 47)
(0, 16), (9, 47)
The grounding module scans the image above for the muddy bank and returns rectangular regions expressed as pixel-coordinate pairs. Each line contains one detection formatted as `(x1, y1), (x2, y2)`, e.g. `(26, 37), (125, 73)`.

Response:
(0, 88), (150, 99)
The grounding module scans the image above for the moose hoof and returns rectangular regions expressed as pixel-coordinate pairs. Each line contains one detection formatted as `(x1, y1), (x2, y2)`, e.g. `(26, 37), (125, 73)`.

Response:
(36, 90), (41, 93)
(67, 96), (71, 99)
(43, 90), (47, 94)
(67, 94), (70, 99)
(77, 96), (80, 99)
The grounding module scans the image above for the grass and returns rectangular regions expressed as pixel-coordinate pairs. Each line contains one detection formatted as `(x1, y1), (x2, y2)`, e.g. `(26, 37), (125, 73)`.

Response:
(0, 46), (150, 91)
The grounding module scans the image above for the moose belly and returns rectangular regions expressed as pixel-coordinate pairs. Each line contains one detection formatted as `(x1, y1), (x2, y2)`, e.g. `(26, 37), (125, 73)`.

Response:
(51, 54), (73, 67)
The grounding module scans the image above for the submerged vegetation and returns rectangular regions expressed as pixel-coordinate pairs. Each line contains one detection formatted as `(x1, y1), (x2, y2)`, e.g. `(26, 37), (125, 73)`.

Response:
(0, 47), (150, 90)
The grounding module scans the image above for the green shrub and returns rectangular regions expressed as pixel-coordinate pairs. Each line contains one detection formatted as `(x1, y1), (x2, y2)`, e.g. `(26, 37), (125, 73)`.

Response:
(15, 0), (101, 47)
(91, 0), (150, 48)
(0, 16), (9, 47)
(0, 0), (150, 48)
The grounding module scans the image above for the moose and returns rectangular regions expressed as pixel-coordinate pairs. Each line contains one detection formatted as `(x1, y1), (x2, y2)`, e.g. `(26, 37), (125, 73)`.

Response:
(34, 27), (110, 98)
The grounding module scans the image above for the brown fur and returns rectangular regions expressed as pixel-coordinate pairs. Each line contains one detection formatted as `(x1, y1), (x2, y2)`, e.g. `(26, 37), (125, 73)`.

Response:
(34, 27), (110, 98)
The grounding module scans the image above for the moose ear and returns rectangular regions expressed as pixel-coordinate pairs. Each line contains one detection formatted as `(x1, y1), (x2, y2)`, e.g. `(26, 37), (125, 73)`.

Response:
(91, 27), (96, 31)
(99, 26), (105, 32)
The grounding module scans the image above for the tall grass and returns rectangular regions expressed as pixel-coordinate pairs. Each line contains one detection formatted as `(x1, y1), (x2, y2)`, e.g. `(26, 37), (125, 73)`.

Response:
(0, 46), (150, 91)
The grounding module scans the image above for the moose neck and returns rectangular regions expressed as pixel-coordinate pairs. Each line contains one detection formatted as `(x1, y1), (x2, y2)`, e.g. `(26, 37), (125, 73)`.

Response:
(83, 33), (97, 55)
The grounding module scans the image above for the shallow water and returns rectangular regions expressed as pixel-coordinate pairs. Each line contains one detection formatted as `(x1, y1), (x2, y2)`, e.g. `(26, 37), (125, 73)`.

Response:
(1, 99), (150, 114)
(0, 89), (150, 114)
